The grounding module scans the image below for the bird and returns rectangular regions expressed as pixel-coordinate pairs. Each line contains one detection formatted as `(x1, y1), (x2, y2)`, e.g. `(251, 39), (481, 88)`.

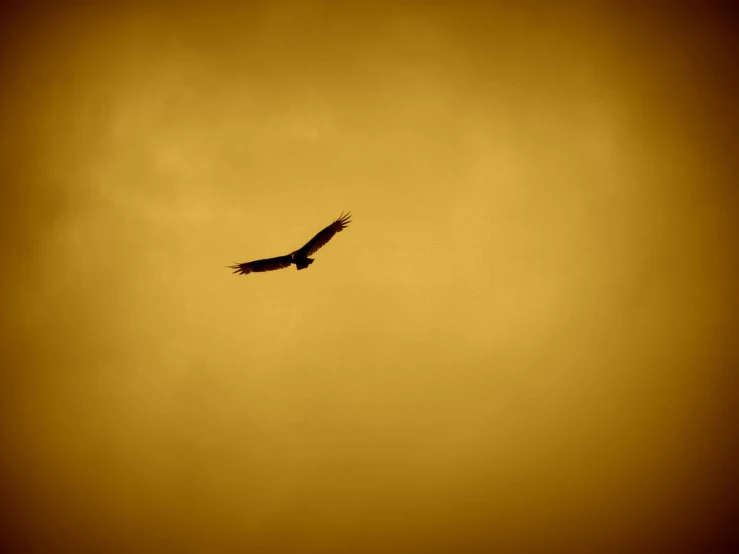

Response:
(228, 212), (352, 275)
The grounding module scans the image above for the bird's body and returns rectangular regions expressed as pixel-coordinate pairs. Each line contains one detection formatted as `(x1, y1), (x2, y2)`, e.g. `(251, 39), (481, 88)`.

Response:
(228, 212), (351, 275)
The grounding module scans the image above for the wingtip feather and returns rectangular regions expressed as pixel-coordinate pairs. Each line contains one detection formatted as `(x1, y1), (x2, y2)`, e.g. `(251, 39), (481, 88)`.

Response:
(228, 263), (251, 275)
(336, 210), (352, 226)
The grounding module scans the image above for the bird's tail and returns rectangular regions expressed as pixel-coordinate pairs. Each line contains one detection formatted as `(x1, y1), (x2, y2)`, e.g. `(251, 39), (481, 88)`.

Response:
(296, 258), (314, 270)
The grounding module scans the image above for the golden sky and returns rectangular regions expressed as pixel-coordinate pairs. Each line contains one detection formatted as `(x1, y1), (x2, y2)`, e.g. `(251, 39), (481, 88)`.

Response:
(1, 1), (737, 552)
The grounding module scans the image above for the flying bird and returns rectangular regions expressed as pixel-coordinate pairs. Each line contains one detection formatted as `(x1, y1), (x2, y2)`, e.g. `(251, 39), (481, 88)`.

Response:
(228, 212), (352, 275)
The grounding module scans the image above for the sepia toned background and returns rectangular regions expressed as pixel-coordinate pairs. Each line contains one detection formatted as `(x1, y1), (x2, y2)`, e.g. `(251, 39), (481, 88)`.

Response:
(1, 1), (737, 552)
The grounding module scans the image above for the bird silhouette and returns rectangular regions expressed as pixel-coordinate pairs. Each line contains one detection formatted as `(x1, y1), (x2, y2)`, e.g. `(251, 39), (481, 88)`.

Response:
(228, 212), (352, 275)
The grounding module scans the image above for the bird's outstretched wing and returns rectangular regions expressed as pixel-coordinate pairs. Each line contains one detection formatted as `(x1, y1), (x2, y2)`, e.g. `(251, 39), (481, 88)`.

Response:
(228, 255), (293, 275)
(297, 212), (352, 257)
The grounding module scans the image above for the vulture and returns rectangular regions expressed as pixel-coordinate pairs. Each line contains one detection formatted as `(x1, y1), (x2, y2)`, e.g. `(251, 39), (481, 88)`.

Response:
(228, 212), (352, 275)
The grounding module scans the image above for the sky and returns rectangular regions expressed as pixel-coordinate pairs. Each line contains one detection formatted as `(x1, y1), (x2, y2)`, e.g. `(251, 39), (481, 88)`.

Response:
(1, 1), (737, 552)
